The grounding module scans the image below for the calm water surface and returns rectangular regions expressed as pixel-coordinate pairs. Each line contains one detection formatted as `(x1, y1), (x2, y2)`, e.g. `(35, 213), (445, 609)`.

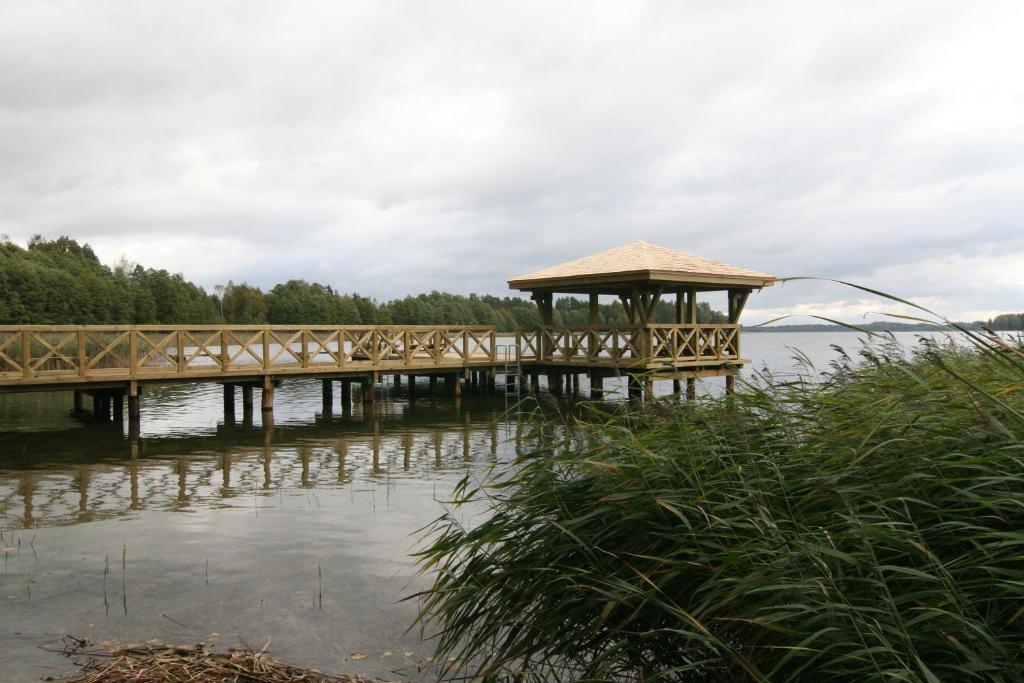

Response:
(0, 331), (953, 680)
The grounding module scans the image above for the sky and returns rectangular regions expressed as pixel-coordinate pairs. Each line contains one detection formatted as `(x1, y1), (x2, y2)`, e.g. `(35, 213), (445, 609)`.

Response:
(0, 1), (1021, 324)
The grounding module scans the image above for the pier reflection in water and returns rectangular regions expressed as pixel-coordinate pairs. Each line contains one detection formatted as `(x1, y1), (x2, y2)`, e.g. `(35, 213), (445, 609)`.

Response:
(0, 379), (539, 682)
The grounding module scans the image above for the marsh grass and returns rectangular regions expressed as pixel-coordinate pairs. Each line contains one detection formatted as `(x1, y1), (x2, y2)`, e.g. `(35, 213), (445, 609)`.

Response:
(414, 328), (1024, 681)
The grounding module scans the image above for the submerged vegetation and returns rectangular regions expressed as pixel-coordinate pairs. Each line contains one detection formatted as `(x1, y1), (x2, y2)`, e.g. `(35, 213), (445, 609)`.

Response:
(415, 330), (1024, 680)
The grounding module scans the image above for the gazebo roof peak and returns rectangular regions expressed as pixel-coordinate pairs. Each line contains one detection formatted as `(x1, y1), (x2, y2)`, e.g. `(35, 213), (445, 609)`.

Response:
(507, 240), (775, 292)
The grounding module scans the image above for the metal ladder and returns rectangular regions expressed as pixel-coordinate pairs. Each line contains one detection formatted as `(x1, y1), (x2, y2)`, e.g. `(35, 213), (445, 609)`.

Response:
(497, 343), (521, 403)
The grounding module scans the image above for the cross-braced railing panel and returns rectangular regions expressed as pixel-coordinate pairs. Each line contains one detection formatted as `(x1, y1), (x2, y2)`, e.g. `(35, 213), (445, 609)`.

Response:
(0, 325), (501, 385)
(515, 324), (741, 366)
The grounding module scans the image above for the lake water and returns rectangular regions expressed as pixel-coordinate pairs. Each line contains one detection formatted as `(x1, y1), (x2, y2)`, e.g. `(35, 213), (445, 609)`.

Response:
(0, 331), (965, 680)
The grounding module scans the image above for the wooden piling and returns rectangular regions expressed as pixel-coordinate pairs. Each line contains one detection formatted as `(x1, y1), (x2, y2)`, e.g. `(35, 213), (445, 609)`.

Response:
(261, 376), (275, 412)
(341, 380), (351, 405)
(687, 378), (696, 401)
(408, 375), (416, 396)
(361, 380), (375, 403)
(628, 375), (643, 402)
(429, 375), (437, 394)
(725, 374), (736, 395)
(673, 379), (681, 395)
(394, 374), (402, 387)
(241, 385), (254, 416)
(73, 390), (84, 412)
(128, 382), (141, 424)
(112, 393), (124, 422)
(322, 379), (333, 404)
(590, 372), (603, 400)
(223, 384), (236, 419)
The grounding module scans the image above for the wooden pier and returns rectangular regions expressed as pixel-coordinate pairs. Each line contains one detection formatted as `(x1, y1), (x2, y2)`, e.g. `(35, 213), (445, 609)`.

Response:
(0, 241), (776, 425)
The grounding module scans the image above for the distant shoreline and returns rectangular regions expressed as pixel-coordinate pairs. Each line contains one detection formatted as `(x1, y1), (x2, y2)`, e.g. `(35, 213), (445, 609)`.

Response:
(746, 324), (1016, 333)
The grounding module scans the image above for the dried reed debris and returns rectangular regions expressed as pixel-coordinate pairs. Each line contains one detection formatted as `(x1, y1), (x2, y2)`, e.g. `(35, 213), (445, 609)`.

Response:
(50, 638), (391, 683)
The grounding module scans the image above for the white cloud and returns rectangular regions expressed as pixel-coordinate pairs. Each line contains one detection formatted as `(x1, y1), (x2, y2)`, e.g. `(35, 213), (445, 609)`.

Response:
(0, 0), (1021, 317)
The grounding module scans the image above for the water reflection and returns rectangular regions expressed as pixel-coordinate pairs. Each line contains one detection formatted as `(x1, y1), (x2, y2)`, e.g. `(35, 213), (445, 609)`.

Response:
(0, 398), (513, 530)
(0, 382), (534, 682)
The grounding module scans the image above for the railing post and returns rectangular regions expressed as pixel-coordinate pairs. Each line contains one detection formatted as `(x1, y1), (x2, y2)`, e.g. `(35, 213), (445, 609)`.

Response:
(434, 329), (441, 364)
(372, 328), (380, 365)
(734, 325), (741, 359)
(490, 329), (496, 362)
(462, 329), (469, 360)
(338, 328), (345, 367)
(404, 329), (412, 364)
(129, 330), (138, 378)
(78, 329), (87, 377)
(262, 329), (271, 371)
(176, 330), (185, 372)
(22, 330), (31, 378)
(220, 330), (229, 372)
(300, 329), (309, 368)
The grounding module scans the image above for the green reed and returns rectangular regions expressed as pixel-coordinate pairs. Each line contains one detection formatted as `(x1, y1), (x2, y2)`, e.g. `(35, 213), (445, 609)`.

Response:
(413, 329), (1024, 681)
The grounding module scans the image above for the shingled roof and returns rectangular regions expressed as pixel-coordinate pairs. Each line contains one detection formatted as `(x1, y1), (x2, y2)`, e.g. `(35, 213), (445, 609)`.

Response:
(508, 241), (775, 292)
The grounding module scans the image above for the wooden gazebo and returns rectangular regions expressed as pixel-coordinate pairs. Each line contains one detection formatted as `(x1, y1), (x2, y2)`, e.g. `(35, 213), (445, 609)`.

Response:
(508, 240), (775, 399)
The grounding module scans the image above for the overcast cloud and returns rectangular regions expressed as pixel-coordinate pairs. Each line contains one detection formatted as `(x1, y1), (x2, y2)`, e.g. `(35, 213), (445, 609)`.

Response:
(0, 1), (1021, 323)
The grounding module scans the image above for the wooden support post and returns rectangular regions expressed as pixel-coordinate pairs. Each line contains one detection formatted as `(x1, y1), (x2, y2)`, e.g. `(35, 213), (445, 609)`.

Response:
(361, 380), (375, 403)
(725, 374), (736, 396)
(687, 378), (697, 401)
(548, 372), (561, 396)
(570, 373), (579, 397)
(73, 390), (84, 412)
(341, 380), (351, 404)
(453, 376), (462, 398)
(409, 375), (416, 396)
(628, 375), (643, 402)
(590, 372), (603, 400)
(92, 393), (104, 420)
(112, 393), (124, 422)
(530, 372), (539, 393)
(394, 374), (402, 387)
(322, 379), (333, 404)
(128, 382), (141, 425)
(471, 371), (478, 391)
(223, 383), (236, 420)
(673, 379), (681, 395)
(261, 376), (275, 412)
(242, 385), (254, 416)
(644, 377), (654, 403)
(487, 371), (496, 392)
(429, 375), (437, 394)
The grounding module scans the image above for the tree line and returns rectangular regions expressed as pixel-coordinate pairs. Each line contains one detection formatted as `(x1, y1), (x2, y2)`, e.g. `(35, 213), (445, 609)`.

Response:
(1, 235), (726, 329)
(9, 236), (1015, 331)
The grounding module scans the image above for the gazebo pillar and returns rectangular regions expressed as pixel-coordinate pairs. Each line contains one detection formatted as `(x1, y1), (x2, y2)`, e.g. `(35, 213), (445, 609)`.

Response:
(532, 291), (562, 396)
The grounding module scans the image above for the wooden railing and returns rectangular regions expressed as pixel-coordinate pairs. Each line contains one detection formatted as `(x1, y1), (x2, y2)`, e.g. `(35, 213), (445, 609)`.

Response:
(515, 324), (741, 365)
(0, 325), (498, 384)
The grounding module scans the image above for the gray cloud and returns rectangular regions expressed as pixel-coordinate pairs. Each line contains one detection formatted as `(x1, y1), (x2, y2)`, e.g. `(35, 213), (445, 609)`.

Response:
(1, 1), (1021, 322)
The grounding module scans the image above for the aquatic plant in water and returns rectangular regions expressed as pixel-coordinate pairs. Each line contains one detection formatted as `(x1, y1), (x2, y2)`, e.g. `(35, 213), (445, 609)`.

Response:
(414, 323), (1024, 680)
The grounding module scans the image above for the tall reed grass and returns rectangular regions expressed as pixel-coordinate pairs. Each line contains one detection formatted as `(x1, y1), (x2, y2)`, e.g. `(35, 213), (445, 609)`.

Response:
(414, 328), (1024, 681)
